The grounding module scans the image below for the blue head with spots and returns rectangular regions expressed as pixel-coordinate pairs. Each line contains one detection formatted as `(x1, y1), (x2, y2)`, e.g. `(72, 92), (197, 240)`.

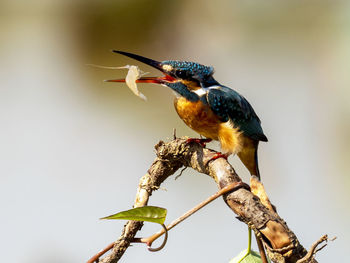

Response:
(160, 60), (214, 84)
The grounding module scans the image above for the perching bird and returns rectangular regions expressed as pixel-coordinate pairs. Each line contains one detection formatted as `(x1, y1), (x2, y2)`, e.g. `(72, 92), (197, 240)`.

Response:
(107, 51), (268, 180)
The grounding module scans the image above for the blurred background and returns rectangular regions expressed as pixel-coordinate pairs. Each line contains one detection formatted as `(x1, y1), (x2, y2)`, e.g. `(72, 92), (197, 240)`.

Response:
(1, 0), (349, 262)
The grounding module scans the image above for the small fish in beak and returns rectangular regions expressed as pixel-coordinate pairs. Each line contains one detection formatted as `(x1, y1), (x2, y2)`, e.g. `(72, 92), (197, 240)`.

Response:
(88, 63), (148, 100)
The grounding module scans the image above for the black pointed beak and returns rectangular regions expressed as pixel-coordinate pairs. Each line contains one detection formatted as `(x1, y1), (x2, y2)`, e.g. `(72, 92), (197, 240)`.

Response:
(105, 50), (176, 84)
(112, 50), (164, 72)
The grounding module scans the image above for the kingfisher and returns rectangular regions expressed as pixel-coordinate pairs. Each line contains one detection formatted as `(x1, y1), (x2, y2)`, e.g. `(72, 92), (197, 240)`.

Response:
(107, 50), (268, 180)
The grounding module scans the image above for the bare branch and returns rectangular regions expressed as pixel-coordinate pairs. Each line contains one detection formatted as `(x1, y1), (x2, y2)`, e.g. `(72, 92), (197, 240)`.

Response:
(93, 137), (327, 263)
(296, 235), (335, 263)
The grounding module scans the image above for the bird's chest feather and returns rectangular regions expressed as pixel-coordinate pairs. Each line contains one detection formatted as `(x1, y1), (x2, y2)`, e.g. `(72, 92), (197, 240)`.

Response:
(174, 97), (221, 140)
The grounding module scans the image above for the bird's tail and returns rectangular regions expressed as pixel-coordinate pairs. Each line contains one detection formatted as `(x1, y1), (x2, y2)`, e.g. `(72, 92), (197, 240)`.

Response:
(237, 139), (261, 180)
(254, 144), (261, 180)
(245, 142), (275, 212)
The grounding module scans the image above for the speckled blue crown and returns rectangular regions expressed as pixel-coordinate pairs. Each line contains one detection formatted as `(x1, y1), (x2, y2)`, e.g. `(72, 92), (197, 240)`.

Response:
(162, 60), (214, 77)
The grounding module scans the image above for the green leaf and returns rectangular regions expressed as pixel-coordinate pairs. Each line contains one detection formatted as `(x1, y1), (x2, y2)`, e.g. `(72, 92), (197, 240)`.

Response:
(229, 249), (270, 263)
(101, 206), (167, 224)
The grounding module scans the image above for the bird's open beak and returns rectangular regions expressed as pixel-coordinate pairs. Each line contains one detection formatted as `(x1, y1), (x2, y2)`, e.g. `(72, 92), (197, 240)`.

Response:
(105, 50), (176, 84)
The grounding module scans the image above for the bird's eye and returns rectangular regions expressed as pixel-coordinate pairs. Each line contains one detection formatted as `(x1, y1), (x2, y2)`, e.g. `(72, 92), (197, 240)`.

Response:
(176, 70), (188, 79)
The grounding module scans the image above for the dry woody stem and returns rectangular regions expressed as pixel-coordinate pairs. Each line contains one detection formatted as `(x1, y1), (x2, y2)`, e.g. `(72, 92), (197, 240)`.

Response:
(95, 137), (325, 263)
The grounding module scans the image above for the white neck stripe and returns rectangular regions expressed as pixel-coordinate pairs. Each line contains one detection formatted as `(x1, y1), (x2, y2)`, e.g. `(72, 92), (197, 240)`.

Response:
(193, 88), (207, 96)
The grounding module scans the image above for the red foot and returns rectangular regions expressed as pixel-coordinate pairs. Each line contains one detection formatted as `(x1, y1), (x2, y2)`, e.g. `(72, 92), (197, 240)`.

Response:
(186, 138), (212, 147)
(210, 152), (229, 161)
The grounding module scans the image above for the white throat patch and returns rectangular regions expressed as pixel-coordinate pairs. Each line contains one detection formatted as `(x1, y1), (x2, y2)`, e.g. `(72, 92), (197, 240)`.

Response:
(193, 88), (207, 96)
(192, 85), (221, 97)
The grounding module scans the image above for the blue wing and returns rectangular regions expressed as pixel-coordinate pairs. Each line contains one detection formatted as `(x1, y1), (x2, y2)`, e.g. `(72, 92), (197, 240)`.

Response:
(206, 86), (268, 142)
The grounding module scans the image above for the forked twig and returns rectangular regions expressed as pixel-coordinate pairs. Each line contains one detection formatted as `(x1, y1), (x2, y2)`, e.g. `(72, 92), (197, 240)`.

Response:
(296, 235), (335, 263)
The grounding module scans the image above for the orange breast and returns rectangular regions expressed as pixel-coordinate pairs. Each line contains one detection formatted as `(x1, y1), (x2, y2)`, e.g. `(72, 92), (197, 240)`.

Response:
(174, 97), (243, 155)
(174, 97), (221, 140)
